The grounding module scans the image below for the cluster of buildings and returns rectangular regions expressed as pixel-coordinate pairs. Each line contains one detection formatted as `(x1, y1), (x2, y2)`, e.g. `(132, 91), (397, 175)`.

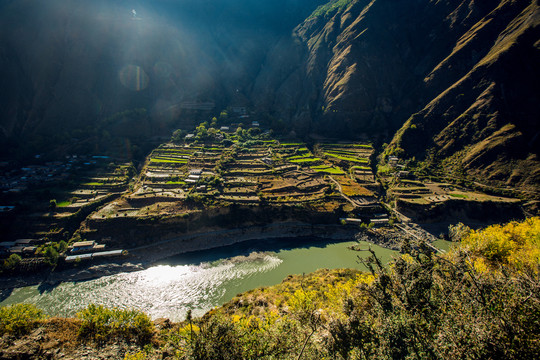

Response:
(0, 238), (125, 264)
(0, 238), (40, 256)
(0, 155), (111, 194)
(65, 240), (124, 262)
(388, 156), (411, 179)
(185, 169), (202, 184)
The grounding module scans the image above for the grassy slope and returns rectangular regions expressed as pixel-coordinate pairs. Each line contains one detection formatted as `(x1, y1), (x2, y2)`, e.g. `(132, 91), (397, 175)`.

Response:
(1, 218), (539, 359)
(387, 0), (540, 193)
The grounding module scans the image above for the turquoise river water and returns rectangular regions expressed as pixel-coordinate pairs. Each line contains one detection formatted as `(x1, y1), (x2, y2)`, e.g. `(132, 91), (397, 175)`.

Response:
(1, 238), (402, 321)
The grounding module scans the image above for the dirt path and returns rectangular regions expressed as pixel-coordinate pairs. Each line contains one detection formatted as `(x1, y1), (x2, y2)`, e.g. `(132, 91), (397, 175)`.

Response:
(327, 175), (359, 207)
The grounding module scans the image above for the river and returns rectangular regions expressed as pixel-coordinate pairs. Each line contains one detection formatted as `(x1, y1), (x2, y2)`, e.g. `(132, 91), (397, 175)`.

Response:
(1, 237), (398, 321)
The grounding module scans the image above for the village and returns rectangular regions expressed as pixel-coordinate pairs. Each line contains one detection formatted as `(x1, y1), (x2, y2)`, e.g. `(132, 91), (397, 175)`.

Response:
(0, 111), (524, 271)
(0, 113), (393, 269)
(0, 153), (133, 268)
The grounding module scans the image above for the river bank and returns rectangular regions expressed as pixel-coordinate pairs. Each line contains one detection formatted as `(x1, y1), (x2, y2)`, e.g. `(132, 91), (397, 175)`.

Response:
(0, 222), (362, 291)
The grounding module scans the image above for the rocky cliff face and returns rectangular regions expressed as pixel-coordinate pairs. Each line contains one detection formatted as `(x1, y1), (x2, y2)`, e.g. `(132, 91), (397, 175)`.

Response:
(1, 0), (538, 189)
(389, 0), (540, 192)
(252, 0), (539, 190)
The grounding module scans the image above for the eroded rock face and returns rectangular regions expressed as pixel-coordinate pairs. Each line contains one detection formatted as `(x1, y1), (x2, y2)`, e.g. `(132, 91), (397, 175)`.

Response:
(0, 322), (149, 360)
(1, 0), (538, 189)
(252, 0), (539, 189)
(390, 0), (540, 191)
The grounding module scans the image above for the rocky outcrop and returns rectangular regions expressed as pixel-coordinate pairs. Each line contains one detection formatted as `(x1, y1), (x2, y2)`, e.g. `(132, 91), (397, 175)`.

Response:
(396, 198), (523, 223)
(387, 0), (540, 192)
(252, 0), (539, 191)
(80, 204), (344, 248)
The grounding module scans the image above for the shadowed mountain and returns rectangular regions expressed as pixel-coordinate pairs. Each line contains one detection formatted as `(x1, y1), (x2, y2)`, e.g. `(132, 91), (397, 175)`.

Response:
(1, 0), (538, 191)
(0, 0), (325, 159)
(252, 0), (539, 191)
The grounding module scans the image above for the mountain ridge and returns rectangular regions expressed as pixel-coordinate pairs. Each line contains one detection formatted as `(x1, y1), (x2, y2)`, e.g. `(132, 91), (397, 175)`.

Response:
(0, 0), (538, 191)
(252, 0), (539, 191)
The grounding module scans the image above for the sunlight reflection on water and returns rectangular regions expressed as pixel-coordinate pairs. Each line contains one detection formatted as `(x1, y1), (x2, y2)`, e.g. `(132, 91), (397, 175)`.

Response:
(1, 239), (397, 321)
(8, 254), (282, 321)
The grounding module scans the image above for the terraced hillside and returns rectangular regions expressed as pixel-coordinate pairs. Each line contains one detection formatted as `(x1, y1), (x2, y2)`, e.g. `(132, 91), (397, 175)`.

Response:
(90, 134), (379, 220)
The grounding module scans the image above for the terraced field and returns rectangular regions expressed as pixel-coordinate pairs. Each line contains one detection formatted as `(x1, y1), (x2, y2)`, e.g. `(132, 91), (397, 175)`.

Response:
(94, 138), (381, 219)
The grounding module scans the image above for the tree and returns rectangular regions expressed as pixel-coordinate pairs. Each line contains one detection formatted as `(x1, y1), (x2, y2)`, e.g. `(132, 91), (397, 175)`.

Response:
(196, 124), (208, 139)
(43, 246), (59, 266)
(171, 129), (186, 143)
(208, 127), (218, 138)
(3, 254), (21, 270)
(247, 127), (261, 137)
(219, 110), (228, 121)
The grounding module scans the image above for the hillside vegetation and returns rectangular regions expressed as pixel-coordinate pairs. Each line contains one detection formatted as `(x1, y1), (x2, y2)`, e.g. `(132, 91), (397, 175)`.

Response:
(254, 0), (540, 191)
(387, 0), (540, 193)
(1, 0), (538, 191)
(1, 217), (539, 359)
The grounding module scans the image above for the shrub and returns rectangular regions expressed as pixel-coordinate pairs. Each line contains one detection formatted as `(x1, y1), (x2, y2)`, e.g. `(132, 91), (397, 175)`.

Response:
(3, 254), (22, 270)
(77, 304), (153, 344)
(453, 217), (540, 272)
(0, 304), (46, 336)
(124, 351), (148, 360)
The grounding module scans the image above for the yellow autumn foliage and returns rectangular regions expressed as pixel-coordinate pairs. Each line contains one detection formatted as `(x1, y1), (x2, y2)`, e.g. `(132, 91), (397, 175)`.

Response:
(456, 217), (540, 272)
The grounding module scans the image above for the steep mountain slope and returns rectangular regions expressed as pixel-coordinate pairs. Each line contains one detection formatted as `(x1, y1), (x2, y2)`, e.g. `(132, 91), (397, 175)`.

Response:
(253, 0), (539, 191)
(0, 0), (325, 159)
(389, 0), (540, 192)
(1, 0), (538, 191)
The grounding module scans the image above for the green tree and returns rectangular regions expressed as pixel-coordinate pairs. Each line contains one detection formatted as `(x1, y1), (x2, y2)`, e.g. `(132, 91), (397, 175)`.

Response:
(247, 127), (261, 137)
(43, 245), (59, 266)
(3, 254), (22, 270)
(196, 124), (208, 139)
(219, 110), (228, 121)
(171, 129), (186, 143)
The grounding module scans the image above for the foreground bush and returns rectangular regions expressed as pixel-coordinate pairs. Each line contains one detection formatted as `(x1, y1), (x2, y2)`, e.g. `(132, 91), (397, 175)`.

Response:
(0, 303), (45, 336)
(455, 216), (540, 272)
(163, 218), (540, 360)
(76, 304), (153, 344)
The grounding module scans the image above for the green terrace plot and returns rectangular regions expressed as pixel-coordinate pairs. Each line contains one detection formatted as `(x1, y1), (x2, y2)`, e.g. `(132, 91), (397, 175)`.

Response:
(321, 149), (361, 156)
(351, 165), (371, 171)
(148, 148), (194, 166)
(280, 142), (303, 147)
(82, 181), (104, 186)
(56, 201), (72, 207)
(155, 149), (193, 155)
(318, 144), (373, 165)
(310, 165), (345, 174)
(321, 143), (372, 149)
(288, 157), (322, 164)
(150, 158), (188, 164)
(286, 153), (311, 160)
(324, 152), (369, 163)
